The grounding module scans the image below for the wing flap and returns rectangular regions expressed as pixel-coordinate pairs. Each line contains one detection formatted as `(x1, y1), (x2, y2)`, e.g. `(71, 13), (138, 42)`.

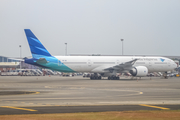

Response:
(104, 59), (138, 72)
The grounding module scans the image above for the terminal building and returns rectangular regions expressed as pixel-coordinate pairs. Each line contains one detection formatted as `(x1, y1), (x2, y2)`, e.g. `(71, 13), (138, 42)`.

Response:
(0, 56), (20, 71)
(0, 56), (39, 71)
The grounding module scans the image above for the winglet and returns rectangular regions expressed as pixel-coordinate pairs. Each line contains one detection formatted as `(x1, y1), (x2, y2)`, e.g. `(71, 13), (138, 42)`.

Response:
(24, 29), (52, 58)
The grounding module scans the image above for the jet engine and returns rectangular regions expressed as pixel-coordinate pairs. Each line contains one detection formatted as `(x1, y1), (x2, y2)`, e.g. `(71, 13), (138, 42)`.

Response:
(129, 66), (148, 77)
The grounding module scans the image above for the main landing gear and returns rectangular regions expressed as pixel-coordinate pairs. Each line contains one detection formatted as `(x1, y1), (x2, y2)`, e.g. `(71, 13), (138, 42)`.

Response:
(162, 72), (169, 79)
(90, 73), (102, 80)
(90, 73), (120, 80)
(108, 76), (120, 80)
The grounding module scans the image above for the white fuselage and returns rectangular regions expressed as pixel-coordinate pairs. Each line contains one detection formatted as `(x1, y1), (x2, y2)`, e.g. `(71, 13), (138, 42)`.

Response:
(55, 56), (177, 73)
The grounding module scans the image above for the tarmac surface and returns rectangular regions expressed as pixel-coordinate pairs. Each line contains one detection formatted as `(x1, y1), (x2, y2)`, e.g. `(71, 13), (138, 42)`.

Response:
(0, 76), (180, 115)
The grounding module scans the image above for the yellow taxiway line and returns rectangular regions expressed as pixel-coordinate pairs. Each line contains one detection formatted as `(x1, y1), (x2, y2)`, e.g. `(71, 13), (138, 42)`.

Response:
(139, 104), (170, 110)
(1, 106), (37, 111)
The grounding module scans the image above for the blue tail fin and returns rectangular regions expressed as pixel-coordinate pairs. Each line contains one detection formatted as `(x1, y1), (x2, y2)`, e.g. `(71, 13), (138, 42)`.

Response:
(24, 29), (52, 58)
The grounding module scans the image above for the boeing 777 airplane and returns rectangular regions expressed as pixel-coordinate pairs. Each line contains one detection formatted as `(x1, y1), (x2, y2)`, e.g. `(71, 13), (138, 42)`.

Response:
(24, 29), (177, 79)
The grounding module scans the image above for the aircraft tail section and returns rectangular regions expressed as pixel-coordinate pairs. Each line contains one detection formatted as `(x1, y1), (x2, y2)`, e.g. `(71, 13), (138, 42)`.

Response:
(24, 29), (52, 58)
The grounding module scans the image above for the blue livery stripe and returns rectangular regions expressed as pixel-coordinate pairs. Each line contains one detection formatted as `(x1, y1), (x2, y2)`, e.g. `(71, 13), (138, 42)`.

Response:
(24, 29), (76, 73)
(24, 29), (51, 58)
(31, 37), (42, 44)
(35, 46), (50, 53)
(24, 29), (38, 39)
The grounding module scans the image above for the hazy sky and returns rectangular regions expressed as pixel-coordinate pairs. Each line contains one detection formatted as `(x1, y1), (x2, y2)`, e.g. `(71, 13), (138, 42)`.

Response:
(0, 0), (180, 58)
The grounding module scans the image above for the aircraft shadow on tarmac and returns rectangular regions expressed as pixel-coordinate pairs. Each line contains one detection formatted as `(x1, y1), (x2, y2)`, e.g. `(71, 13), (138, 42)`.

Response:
(83, 77), (154, 81)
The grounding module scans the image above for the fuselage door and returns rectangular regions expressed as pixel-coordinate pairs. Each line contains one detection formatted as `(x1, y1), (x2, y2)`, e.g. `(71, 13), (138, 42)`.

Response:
(168, 61), (171, 67)
(58, 60), (62, 66)
(117, 60), (120, 65)
(88, 60), (91, 66)
(148, 62), (152, 72)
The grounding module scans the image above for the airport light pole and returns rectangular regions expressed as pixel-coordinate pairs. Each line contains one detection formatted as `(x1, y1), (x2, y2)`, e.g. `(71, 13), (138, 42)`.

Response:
(19, 45), (21, 69)
(121, 39), (124, 55)
(65, 43), (67, 56)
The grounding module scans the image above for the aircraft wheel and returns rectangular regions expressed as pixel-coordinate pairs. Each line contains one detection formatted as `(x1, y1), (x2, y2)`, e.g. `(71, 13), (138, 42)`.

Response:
(90, 76), (95, 80)
(108, 76), (110, 80)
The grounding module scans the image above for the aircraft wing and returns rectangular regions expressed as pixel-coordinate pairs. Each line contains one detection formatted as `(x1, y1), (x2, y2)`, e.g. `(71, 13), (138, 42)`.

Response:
(104, 59), (138, 72)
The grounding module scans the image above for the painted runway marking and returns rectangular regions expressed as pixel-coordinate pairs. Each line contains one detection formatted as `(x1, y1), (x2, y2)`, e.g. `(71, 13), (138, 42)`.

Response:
(139, 104), (170, 110)
(1, 106), (37, 111)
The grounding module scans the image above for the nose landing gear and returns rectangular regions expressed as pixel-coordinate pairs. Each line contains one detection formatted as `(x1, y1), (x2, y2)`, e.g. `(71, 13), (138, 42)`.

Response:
(162, 72), (169, 79)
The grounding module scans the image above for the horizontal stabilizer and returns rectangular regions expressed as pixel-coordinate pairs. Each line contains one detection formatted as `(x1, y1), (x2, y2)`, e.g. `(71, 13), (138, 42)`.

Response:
(36, 58), (48, 64)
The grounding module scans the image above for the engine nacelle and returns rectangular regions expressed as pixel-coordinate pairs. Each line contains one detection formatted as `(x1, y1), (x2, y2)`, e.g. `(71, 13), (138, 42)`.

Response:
(129, 66), (148, 77)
